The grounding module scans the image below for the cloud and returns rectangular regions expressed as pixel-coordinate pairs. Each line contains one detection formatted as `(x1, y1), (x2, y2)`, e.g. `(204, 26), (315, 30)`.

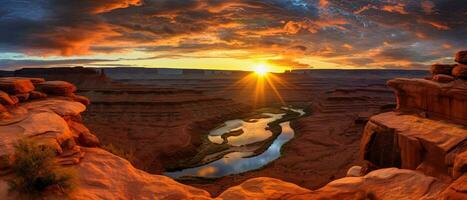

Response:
(267, 58), (310, 69)
(0, 0), (465, 70)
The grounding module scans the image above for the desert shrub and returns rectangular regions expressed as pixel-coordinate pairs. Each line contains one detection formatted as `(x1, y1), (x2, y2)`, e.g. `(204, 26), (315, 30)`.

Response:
(101, 143), (136, 163)
(8, 139), (77, 198)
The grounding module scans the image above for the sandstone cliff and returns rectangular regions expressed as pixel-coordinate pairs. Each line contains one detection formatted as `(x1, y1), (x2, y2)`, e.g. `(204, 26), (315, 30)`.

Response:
(360, 51), (467, 199)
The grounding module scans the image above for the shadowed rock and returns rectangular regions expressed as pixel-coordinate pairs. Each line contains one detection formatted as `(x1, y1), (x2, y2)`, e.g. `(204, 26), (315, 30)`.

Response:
(37, 81), (77, 96)
(430, 64), (455, 76)
(0, 91), (16, 105)
(433, 74), (455, 83)
(453, 64), (467, 79)
(455, 50), (467, 64)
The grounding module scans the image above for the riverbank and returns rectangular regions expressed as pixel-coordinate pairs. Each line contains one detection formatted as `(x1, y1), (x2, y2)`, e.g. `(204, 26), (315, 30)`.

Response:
(163, 106), (305, 175)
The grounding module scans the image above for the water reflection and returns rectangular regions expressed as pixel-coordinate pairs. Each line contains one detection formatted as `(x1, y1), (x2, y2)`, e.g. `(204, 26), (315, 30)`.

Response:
(208, 113), (285, 146)
(165, 120), (296, 178)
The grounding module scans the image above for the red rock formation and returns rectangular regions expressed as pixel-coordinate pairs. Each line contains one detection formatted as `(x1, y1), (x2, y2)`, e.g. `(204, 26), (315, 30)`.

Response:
(453, 64), (467, 79)
(433, 74), (455, 83)
(0, 77), (35, 94)
(455, 50), (467, 64)
(359, 51), (467, 198)
(388, 78), (467, 125)
(431, 64), (456, 75)
(360, 111), (466, 180)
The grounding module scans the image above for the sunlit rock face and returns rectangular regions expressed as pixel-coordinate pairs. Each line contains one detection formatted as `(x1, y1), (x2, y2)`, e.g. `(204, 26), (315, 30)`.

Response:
(0, 77), (98, 171)
(388, 78), (467, 125)
(358, 51), (467, 199)
(360, 112), (466, 181)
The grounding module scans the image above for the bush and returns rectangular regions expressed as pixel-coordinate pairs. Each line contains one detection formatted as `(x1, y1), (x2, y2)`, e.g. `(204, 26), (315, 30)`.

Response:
(8, 139), (77, 198)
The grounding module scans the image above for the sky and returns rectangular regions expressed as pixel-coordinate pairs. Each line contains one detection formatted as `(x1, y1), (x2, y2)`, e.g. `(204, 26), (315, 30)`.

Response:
(0, 0), (466, 72)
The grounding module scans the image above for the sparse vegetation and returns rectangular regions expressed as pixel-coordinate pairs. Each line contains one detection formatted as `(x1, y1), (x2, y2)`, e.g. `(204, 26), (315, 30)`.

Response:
(8, 139), (77, 199)
(101, 143), (137, 164)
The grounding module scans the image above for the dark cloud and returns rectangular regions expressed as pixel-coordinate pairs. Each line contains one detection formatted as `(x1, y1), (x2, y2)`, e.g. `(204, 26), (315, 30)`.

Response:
(0, 58), (118, 70)
(0, 0), (465, 69)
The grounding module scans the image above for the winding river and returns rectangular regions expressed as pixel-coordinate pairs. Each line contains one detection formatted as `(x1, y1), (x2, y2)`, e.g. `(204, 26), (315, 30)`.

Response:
(165, 107), (304, 179)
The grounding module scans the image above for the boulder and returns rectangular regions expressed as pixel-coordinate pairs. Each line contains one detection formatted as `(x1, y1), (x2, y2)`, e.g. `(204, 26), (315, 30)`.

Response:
(432, 74), (455, 83)
(37, 81), (77, 96)
(455, 50), (467, 64)
(70, 94), (91, 106)
(218, 168), (448, 200)
(0, 91), (16, 105)
(346, 166), (365, 177)
(23, 99), (86, 117)
(29, 91), (47, 99)
(452, 64), (467, 79)
(12, 77), (45, 85)
(0, 78), (35, 94)
(430, 64), (455, 75)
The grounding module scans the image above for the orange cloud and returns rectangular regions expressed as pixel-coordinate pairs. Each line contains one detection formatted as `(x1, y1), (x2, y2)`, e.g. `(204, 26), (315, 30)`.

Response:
(88, 0), (143, 14)
(418, 19), (450, 30)
(267, 58), (310, 69)
(382, 4), (408, 14)
(25, 23), (120, 56)
(319, 0), (329, 7)
(342, 44), (353, 50)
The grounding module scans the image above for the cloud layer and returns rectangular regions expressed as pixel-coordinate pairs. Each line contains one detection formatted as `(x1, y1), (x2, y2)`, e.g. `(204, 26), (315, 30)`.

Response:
(0, 0), (466, 70)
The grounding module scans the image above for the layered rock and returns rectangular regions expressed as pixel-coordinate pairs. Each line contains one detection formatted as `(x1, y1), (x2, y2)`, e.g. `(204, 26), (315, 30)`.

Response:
(359, 51), (467, 198)
(388, 78), (467, 125)
(455, 50), (467, 64)
(360, 111), (466, 180)
(0, 77), (99, 171)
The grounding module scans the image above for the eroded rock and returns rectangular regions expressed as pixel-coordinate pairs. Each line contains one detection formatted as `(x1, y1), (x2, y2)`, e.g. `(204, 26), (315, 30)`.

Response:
(29, 91), (47, 99)
(0, 91), (15, 105)
(388, 78), (467, 125)
(0, 78), (35, 94)
(455, 50), (467, 64)
(72, 148), (211, 200)
(433, 74), (455, 83)
(38, 81), (77, 96)
(452, 64), (467, 79)
(360, 112), (467, 180)
(430, 64), (455, 75)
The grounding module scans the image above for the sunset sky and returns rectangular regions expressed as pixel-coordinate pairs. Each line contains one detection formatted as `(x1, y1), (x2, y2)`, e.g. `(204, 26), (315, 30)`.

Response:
(0, 0), (465, 72)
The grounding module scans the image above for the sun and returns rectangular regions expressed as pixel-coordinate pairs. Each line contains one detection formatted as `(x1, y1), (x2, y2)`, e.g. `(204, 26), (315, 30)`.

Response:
(253, 64), (269, 76)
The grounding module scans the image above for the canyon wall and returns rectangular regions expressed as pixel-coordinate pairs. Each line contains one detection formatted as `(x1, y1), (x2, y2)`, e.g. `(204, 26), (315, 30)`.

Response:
(359, 51), (467, 198)
(0, 74), (465, 199)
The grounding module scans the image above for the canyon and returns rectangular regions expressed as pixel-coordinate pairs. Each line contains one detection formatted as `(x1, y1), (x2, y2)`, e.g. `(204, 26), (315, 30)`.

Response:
(0, 51), (465, 199)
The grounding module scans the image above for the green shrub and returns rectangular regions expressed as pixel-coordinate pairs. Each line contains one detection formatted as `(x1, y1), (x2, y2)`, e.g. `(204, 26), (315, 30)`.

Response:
(8, 139), (77, 198)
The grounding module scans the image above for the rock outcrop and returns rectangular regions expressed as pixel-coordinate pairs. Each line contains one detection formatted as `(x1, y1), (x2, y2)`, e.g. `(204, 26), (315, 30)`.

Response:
(0, 77), (98, 172)
(360, 51), (467, 198)
(388, 78), (467, 125)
